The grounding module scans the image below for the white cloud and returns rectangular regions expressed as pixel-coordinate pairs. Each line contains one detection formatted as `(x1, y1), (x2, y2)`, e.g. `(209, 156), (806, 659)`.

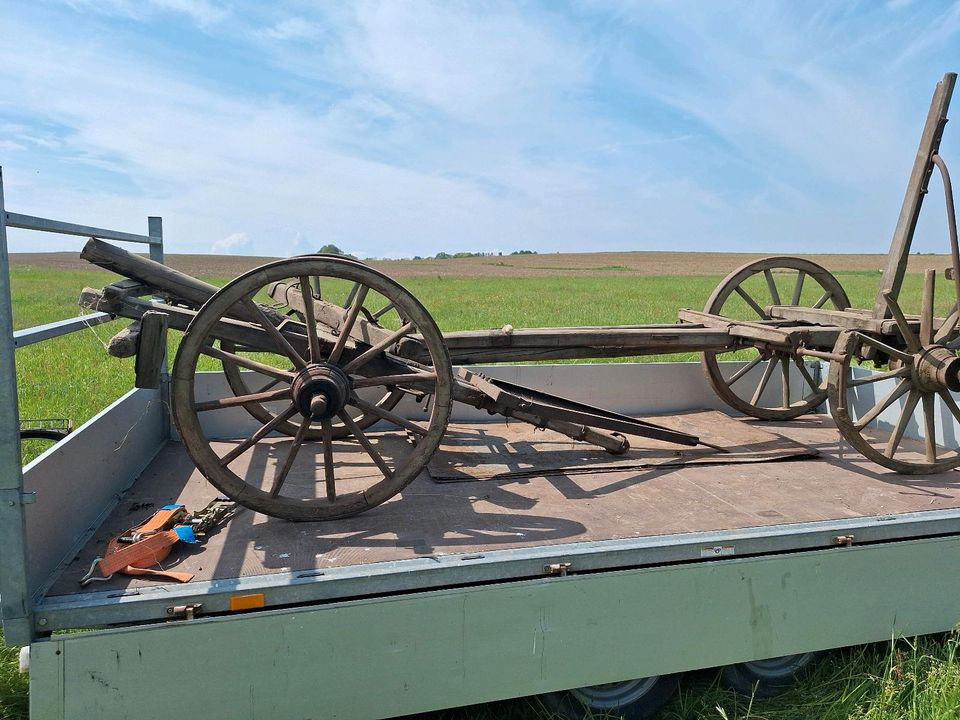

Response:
(263, 17), (322, 41)
(1, 1), (959, 260)
(211, 232), (251, 254)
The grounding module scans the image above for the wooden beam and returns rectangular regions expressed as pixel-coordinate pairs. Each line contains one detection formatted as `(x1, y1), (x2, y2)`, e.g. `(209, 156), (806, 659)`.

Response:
(874, 72), (957, 318)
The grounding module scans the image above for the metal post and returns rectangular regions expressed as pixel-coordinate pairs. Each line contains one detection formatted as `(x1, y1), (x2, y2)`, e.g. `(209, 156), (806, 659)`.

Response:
(0, 167), (34, 645)
(148, 217), (171, 438)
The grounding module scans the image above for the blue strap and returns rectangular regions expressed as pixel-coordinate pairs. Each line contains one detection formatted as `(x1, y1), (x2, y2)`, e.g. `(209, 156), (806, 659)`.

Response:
(174, 525), (198, 544)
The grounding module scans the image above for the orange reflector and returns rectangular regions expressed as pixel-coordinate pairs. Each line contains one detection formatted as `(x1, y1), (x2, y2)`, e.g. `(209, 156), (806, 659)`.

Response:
(229, 593), (265, 611)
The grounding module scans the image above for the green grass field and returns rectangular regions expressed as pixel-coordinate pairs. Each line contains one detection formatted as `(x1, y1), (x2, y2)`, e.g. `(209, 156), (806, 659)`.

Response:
(6, 261), (960, 719)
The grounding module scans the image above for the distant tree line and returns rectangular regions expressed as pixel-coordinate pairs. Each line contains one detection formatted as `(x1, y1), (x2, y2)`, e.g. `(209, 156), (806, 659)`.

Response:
(317, 244), (538, 261)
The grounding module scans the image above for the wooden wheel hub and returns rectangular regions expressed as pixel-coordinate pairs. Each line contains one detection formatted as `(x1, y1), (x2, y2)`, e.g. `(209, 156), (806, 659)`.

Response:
(913, 345), (960, 393)
(291, 363), (351, 420)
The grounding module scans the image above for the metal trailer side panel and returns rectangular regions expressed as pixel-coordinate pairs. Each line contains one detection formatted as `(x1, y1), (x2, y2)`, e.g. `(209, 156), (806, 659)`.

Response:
(29, 535), (960, 720)
(23, 387), (165, 600)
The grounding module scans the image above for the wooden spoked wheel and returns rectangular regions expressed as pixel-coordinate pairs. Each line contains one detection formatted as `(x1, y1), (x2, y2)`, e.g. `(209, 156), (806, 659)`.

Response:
(702, 257), (850, 420)
(828, 272), (960, 474)
(220, 254), (404, 440)
(172, 257), (453, 521)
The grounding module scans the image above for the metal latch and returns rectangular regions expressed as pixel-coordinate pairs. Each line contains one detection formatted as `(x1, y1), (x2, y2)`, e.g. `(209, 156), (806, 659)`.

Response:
(544, 562), (571, 576)
(166, 603), (202, 620)
(833, 534), (855, 547)
(0, 489), (36, 507)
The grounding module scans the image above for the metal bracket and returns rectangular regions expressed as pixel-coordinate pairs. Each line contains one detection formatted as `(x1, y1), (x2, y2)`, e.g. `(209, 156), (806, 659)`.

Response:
(0, 488), (36, 506)
(544, 562), (571, 576)
(166, 603), (202, 621)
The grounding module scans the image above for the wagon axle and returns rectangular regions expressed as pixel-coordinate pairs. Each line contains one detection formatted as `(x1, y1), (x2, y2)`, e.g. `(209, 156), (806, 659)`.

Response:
(292, 364), (352, 421)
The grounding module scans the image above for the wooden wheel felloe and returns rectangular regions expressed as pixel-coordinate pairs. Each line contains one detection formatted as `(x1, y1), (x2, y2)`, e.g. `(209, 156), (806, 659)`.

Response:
(828, 271), (960, 474)
(701, 257), (850, 420)
(172, 257), (453, 521)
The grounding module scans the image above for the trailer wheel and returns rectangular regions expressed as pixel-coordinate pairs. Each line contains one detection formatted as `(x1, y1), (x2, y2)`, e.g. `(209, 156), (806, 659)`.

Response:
(720, 652), (817, 697)
(540, 674), (679, 720)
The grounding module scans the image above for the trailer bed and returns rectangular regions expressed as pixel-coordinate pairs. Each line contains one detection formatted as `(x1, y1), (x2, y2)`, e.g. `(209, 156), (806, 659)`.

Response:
(46, 413), (960, 596)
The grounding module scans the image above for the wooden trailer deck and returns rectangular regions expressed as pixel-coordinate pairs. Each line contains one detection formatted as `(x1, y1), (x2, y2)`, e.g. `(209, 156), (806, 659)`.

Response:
(47, 412), (960, 596)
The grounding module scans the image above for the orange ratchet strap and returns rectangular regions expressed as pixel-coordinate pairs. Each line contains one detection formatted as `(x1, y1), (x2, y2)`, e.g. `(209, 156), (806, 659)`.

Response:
(80, 504), (197, 586)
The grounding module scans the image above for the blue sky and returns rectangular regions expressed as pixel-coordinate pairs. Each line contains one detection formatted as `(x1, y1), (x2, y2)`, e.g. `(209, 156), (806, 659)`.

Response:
(1, 1), (959, 258)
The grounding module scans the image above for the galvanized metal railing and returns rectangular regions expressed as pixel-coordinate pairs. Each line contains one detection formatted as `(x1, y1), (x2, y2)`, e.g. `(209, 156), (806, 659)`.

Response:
(0, 165), (165, 644)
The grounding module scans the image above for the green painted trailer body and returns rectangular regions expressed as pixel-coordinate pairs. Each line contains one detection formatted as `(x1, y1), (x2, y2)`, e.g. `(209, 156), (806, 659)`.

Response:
(29, 536), (960, 719)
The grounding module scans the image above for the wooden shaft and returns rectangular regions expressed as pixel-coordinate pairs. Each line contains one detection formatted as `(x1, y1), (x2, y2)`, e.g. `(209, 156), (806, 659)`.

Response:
(873, 72), (957, 319)
(81, 238), (279, 326)
(82, 238), (219, 308)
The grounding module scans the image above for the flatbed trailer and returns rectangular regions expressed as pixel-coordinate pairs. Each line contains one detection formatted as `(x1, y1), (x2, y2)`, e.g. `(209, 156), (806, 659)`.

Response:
(5, 85), (960, 713)
(9, 341), (960, 718)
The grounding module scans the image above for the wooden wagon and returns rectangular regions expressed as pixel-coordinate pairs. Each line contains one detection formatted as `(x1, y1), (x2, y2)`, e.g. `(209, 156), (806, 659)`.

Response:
(80, 72), (959, 521)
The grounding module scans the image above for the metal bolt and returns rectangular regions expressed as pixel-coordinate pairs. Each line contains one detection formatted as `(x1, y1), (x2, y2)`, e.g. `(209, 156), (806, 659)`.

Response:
(37, 618), (47, 626)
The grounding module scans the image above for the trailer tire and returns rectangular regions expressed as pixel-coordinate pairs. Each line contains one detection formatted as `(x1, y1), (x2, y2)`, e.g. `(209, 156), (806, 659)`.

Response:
(539, 674), (680, 719)
(720, 652), (818, 697)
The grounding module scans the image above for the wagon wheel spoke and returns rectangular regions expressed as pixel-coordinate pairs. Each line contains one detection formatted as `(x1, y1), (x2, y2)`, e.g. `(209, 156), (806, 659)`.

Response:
(253, 376), (284, 394)
(790, 271), (806, 306)
(848, 366), (911, 387)
(351, 372), (438, 389)
(194, 386), (292, 412)
(725, 355), (763, 386)
(735, 286), (768, 319)
(934, 305), (960, 343)
(243, 298), (307, 370)
(763, 269), (781, 306)
(812, 290), (833, 309)
(920, 270), (936, 346)
(343, 322), (416, 373)
(792, 356), (821, 393)
(269, 415), (312, 497)
(338, 410), (394, 479)
(938, 389), (960, 427)
(219, 403), (300, 467)
(884, 389), (920, 459)
(852, 377), (911, 430)
(328, 285), (370, 365)
(881, 291), (920, 353)
(350, 395), (429, 436)
(750, 358), (778, 406)
(780, 356), (791, 408)
(298, 275), (322, 363)
(321, 420), (336, 502)
(371, 302), (396, 321)
(343, 282), (361, 309)
(202, 345), (296, 382)
(922, 393), (937, 462)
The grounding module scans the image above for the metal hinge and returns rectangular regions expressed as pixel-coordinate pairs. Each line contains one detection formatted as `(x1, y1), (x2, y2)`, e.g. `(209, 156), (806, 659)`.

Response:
(166, 603), (202, 621)
(544, 562), (571, 576)
(0, 489), (36, 506)
(833, 534), (855, 547)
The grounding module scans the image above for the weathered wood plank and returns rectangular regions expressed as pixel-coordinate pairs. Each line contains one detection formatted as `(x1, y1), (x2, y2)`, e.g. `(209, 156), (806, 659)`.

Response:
(874, 72), (957, 318)
(134, 311), (169, 389)
(106, 321), (140, 358)
(766, 306), (929, 336)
